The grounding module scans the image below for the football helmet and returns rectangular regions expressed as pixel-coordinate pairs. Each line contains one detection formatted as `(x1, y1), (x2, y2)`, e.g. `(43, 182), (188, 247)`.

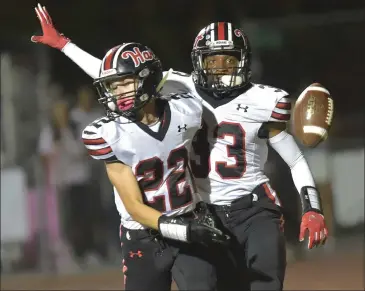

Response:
(94, 42), (163, 119)
(191, 22), (252, 98)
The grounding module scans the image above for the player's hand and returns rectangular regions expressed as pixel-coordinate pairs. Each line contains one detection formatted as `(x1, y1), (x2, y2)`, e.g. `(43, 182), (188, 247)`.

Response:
(299, 211), (328, 249)
(191, 201), (230, 245)
(189, 218), (230, 246)
(158, 212), (230, 246)
(31, 3), (70, 50)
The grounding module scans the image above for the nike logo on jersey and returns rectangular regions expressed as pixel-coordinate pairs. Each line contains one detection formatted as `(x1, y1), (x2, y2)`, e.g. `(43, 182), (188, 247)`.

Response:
(236, 104), (249, 112)
(178, 124), (187, 132)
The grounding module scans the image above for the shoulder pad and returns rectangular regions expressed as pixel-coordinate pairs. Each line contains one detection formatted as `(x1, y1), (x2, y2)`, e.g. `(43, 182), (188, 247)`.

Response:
(82, 117), (120, 161)
(165, 92), (203, 117)
(253, 83), (288, 98)
(161, 70), (195, 95)
(252, 84), (291, 123)
(161, 92), (195, 101)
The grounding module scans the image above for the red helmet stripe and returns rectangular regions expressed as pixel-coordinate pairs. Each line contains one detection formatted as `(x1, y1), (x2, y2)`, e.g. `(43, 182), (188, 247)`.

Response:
(217, 22), (225, 40)
(103, 46), (120, 70)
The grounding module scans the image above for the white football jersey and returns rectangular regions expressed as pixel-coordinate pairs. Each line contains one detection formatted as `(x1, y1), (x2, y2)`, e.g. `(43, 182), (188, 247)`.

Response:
(82, 96), (203, 229)
(162, 71), (291, 205)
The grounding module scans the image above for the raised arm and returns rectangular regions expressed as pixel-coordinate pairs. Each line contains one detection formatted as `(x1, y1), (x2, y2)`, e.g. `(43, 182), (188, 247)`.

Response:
(31, 3), (101, 79)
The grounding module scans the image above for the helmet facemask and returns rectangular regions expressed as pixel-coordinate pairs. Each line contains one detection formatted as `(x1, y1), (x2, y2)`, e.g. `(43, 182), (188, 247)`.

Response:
(191, 23), (252, 98)
(192, 48), (251, 98)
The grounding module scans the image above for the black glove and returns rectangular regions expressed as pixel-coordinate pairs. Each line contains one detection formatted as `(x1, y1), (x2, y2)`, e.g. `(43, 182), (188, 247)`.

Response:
(193, 201), (216, 228)
(158, 203), (230, 246)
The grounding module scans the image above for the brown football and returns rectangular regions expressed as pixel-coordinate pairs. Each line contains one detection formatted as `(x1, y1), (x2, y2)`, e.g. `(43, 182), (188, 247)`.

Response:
(292, 83), (334, 147)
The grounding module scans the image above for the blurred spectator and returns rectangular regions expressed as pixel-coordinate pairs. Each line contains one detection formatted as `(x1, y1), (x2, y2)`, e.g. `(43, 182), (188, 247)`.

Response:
(70, 85), (110, 263)
(69, 85), (102, 133)
(38, 98), (107, 267)
(70, 85), (121, 258)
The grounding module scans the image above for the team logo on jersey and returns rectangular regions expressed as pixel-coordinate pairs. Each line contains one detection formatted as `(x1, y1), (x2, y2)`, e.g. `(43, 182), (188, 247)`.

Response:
(177, 124), (187, 132)
(121, 47), (154, 67)
(236, 104), (249, 112)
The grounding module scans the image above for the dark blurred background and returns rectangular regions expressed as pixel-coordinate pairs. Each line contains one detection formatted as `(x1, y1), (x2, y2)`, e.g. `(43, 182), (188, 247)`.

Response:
(2, 0), (365, 107)
(1, 0), (364, 289)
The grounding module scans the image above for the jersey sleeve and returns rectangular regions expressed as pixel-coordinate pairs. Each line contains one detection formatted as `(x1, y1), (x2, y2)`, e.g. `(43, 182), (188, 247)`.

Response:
(269, 95), (292, 123)
(62, 42), (102, 79)
(81, 124), (119, 162)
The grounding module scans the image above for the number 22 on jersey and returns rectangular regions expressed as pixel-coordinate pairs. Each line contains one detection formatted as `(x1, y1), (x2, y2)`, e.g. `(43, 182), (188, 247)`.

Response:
(191, 121), (246, 179)
(135, 146), (193, 212)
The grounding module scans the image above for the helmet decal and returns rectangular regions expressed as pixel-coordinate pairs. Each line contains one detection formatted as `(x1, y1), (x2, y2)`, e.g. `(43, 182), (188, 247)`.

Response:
(121, 47), (154, 67)
(234, 29), (242, 37)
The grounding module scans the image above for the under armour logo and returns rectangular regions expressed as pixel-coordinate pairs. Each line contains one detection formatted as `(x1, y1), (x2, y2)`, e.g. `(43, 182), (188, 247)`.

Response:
(129, 251), (143, 258)
(178, 124), (187, 132)
(237, 104), (248, 112)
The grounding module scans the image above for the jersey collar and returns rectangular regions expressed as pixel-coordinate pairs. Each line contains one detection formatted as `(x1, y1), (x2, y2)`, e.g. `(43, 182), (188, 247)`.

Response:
(135, 99), (171, 141)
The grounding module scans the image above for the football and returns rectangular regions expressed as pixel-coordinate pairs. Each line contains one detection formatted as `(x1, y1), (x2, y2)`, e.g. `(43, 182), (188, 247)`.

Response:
(292, 83), (334, 147)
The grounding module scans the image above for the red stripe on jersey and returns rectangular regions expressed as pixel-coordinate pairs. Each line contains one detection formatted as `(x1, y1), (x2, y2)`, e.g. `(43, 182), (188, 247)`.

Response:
(83, 137), (106, 145)
(217, 22), (225, 40)
(263, 183), (275, 202)
(104, 46), (120, 70)
(271, 111), (291, 121)
(276, 102), (292, 110)
(88, 146), (112, 156)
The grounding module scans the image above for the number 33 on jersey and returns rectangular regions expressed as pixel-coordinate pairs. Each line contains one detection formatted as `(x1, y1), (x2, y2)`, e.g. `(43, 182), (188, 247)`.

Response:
(190, 84), (291, 205)
(82, 96), (202, 229)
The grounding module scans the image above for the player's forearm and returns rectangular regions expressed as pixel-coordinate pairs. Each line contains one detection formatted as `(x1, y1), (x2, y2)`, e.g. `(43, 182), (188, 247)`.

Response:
(290, 158), (324, 213)
(289, 155), (316, 192)
(126, 201), (162, 230)
(269, 130), (323, 213)
(62, 42), (101, 79)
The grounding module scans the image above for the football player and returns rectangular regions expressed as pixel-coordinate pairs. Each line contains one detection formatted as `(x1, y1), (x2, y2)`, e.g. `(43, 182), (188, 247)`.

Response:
(170, 23), (328, 290)
(32, 6), (230, 291)
(32, 5), (328, 289)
